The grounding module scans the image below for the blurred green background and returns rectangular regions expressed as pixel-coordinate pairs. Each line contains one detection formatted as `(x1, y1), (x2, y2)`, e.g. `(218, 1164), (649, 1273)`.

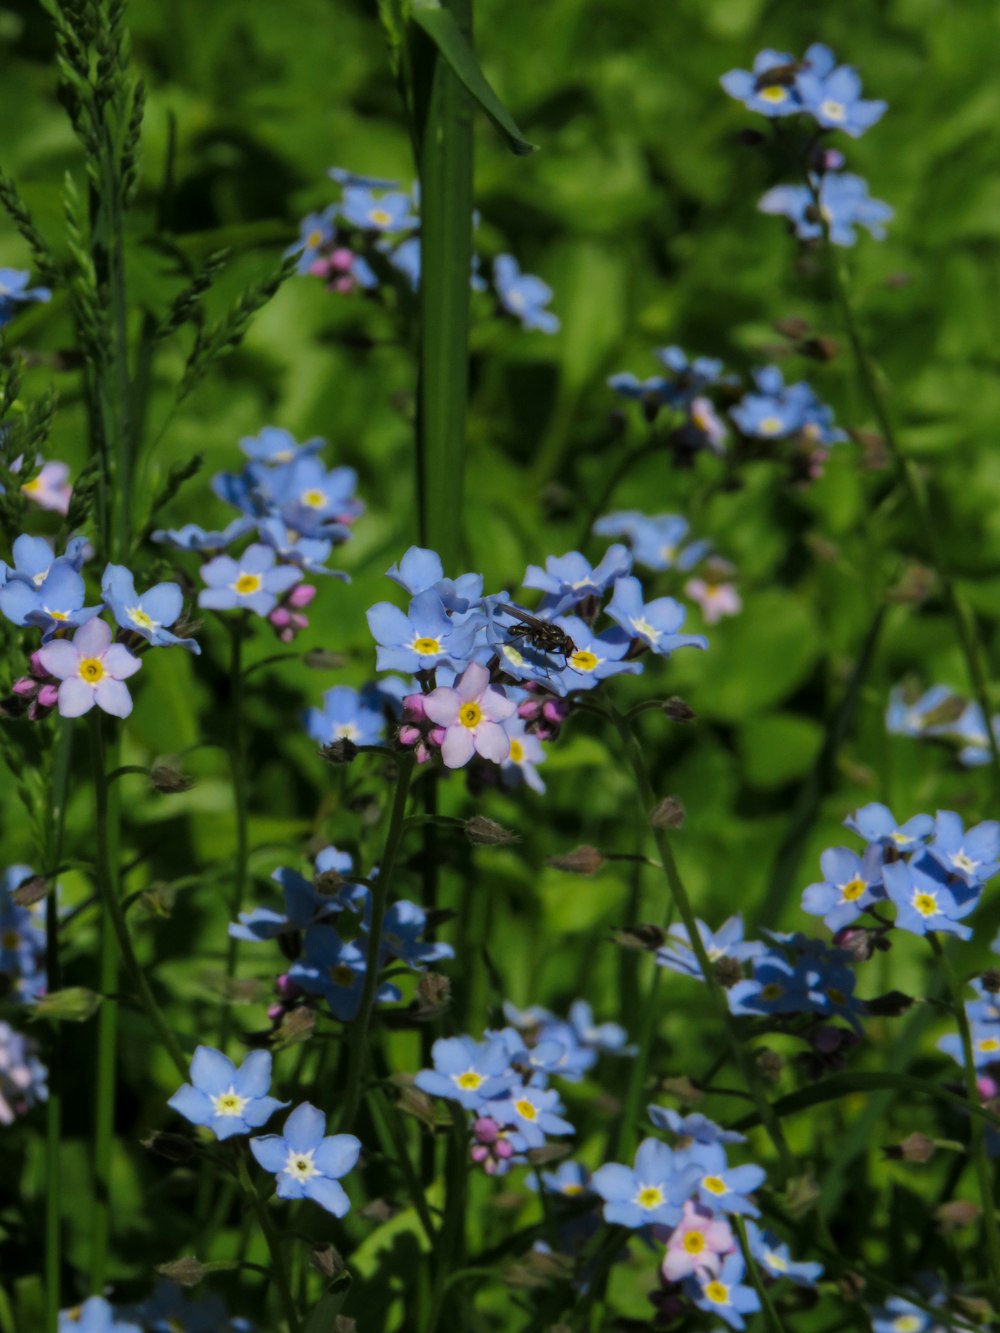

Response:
(3, 0), (1000, 1326)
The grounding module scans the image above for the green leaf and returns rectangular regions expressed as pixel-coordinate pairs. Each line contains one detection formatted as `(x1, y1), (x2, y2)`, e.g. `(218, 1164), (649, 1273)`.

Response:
(410, 0), (535, 155)
(303, 1277), (352, 1333)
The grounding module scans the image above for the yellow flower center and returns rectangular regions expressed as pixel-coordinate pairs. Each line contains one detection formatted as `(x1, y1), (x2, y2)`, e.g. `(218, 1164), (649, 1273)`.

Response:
(841, 877), (866, 901)
(562, 1182), (584, 1196)
(952, 851), (977, 873)
(46, 608), (69, 622)
(569, 649), (599, 672)
(827, 987), (846, 1006)
(212, 1088), (247, 1117)
(301, 489), (328, 509)
(977, 1037), (1000, 1054)
(890, 831), (910, 845)
(234, 573), (263, 595)
(453, 1069), (485, 1092)
(759, 85), (788, 103)
(683, 1232), (706, 1254)
(335, 722), (359, 740)
(631, 616), (659, 642)
(2, 929), (20, 949)
(761, 982), (784, 1001)
(635, 1184), (664, 1209)
(702, 1175), (728, 1196)
(459, 702), (483, 729)
(79, 657), (104, 684)
(411, 636), (441, 656)
(912, 891), (938, 918)
(705, 1281), (730, 1305)
(515, 1097), (538, 1121)
(369, 208), (392, 226)
(893, 1319), (922, 1333)
(21, 476), (42, 494)
(764, 1249), (788, 1272)
(509, 740), (525, 763)
(285, 1147), (318, 1181)
(306, 229), (324, 248)
(820, 98), (847, 121)
(330, 963), (356, 987)
(127, 605), (156, 630)
(759, 415), (784, 435)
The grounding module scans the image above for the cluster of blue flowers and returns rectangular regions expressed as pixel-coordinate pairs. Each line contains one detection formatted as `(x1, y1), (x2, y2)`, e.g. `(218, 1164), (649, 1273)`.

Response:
(887, 681), (1000, 769)
(0, 533), (199, 720)
(722, 44), (892, 246)
(415, 999), (630, 1175)
(288, 166), (559, 332)
(58, 1289), (251, 1333)
(167, 1046), (361, 1217)
(231, 844), (451, 1025)
(607, 344), (847, 477)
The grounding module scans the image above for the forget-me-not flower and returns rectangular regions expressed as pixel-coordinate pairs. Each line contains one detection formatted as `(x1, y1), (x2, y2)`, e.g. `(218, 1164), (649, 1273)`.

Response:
(199, 544), (302, 617)
(606, 576), (708, 657)
(167, 1046), (287, 1140)
(493, 254), (559, 333)
(37, 618), (141, 719)
(759, 173), (893, 246)
(101, 564), (200, 652)
(415, 1035), (516, 1110)
(591, 1137), (700, 1229)
(250, 1101), (361, 1215)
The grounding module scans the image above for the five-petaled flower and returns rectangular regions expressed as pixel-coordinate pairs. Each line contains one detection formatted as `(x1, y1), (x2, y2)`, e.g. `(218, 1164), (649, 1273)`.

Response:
(423, 661), (517, 768)
(167, 1046), (288, 1140)
(37, 617), (141, 719)
(250, 1101), (361, 1215)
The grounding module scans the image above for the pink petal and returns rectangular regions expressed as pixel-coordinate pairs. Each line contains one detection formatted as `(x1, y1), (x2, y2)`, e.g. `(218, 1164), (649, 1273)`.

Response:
(455, 661), (489, 702)
(102, 643), (142, 680)
(36, 640), (79, 681)
(480, 686), (517, 722)
(73, 617), (112, 657)
(473, 721), (511, 763)
(57, 677), (95, 717)
(93, 677), (133, 718)
(423, 687), (460, 726)
(441, 726), (476, 768)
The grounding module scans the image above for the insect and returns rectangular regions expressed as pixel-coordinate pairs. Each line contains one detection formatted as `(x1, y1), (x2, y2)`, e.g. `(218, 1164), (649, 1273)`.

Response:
(497, 603), (577, 661)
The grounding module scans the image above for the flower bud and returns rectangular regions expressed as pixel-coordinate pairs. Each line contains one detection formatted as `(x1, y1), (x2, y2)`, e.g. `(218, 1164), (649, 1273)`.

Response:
(269, 607), (292, 628)
(548, 845), (604, 875)
(402, 692), (427, 720)
(37, 684), (59, 708)
(428, 726), (446, 747)
(465, 815), (519, 846)
(289, 583), (317, 609)
(155, 1256), (207, 1288)
(663, 697), (696, 722)
(11, 676), (36, 697)
(650, 797), (684, 829)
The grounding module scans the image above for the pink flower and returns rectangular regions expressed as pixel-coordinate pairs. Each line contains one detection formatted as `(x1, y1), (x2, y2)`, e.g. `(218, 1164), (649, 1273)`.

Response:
(21, 461), (72, 515)
(422, 662), (517, 769)
(36, 617), (141, 719)
(685, 578), (742, 624)
(661, 1201), (735, 1282)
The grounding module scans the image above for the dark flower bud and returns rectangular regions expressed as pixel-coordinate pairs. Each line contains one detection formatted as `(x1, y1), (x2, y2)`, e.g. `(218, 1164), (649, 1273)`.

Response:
(11, 875), (49, 907)
(334, 1318), (357, 1333)
(849, 428), (890, 471)
(465, 815), (519, 846)
(322, 738), (358, 764)
(150, 761), (194, 794)
(835, 926), (879, 963)
(303, 648), (346, 670)
(713, 956), (744, 989)
(155, 1256), (206, 1288)
(359, 1198), (396, 1223)
(649, 797), (684, 830)
(548, 845), (604, 875)
(835, 1272), (866, 1303)
(883, 1132), (935, 1164)
(389, 1074), (439, 1127)
(736, 128), (767, 147)
(981, 970), (1000, 995)
(315, 867), (345, 896)
(611, 923), (666, 951)
(886, 564), (938, 606)
(655, 1075), (703, 1105)
(416, 972), (451, 1017)
(937, 1199), (981, 1233)
(773, 316), (811, 341)
(272, 1006), (315, 1050)
(142, 1131), (198, 1163)
(782, 1172), (820, 1219)
(800, 336), (839, 362)
(863, 990), (914, 1017)
(140, 882), (175, 918)
(663, 697), (696, 722)
(526, 1143), (572, 1166)
(504, 1248), (573, 1290)
(310, 1243), (345, 1279)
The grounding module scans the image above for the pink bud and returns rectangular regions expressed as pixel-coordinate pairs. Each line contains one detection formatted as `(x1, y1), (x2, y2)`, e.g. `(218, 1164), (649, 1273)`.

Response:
(470, 1145), (488, 1164)
(495, 1138), (514, 1160)
(978, 1075), (998, 1100)
(329, 247), (355, 271)
(11, 677), (37, 697)
(28, 650), (50, 679)
(332, 276), (355, 294)
(269, 608), (292, 628)
(415, 742), (431, 765)
(279, 628), (295, 643)
(37, 684), (59, 708)
(308, 258), (334, 278)
(428, 727), (446, 748)
(398, 725), (422, 747)
(518, 700), (542, 721)
(473, 1117), (499, 1143)
(403, 693), (427, 721)
(542, 699), (569, 723)
(288, 583), (316, 610)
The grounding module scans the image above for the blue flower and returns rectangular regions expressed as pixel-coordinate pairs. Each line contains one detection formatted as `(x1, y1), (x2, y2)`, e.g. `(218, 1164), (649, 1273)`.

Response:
(250, 1102), (361, 1215)
(926, 810), (1000, 888)
(727, 955), (812, 1017)
(883, 860), (978, 940)
(380, 900), (454, 969)
(937, 1023), (1000, 1069)
(729, 366), (815, 439)
(606, 576), (708, 657)
(287, 207), (338, 273)
(328, 166), (400, 190)
(386, 236), (421, 289)
(720, 49), (802, 117)
(0, 1018), (47, 1120)
(229, 847), (361, 942)
(550, 615), (642, 693)
(101, 564), (200, 652)
(255, 517), (346, 579)
(567, 999), (632, 1055)
(871, 1297), (938, 1333)
(415, 1035), (516, 1110)
(656, 915), (763, 982)
(240, 427), (325, 466)
(654, 346), (736, 400)
(500, 719), (547, 794)
(167, 1046), (288, 1141)
(366, 589), (481, 673)
(0, 269), (51, 326)
(523, 546), (632, 615)
(593, 512), (710, 573)
(198, 544), (302, 617)
(744, 1221), (823, 1287)
(1, 533), (85, 588)
(685, 1141), (765, 1217)
(801, 845), (884, 932)
(288, 925), (400, 1021)
(795, 49), (887, 137)
(493, 255), (559, 333)
(537, 1160), (593, 1199)
(386, 546), (484, 613)
(0, 865), (46, 1001)
(58, 1297), (140, 1333)
(131, 1283), (248, 1333)
(759, 173), (893, 246)
(607, 372), (671, 409)
(591, 1137), (699, 1229)
(488, 1083), (574, 1149)
(265, 455), (363, 537)
(340, 186), (417, 232)
(647, 1106), (746, 1146)
(151, 517), (256, 551)
(0, 556), (103, 639)
(306, 683), (386, 747)
(844, 802), (934, 852)
(886, 684), (965, 739)
(684, 1252), (761, 1330)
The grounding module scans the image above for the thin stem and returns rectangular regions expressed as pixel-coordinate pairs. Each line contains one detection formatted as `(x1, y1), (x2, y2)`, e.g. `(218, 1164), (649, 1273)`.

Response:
(220, 614), (250, 1050)
(235, 1146), (301, 1333)
(339, 753), (415, 1131)
(425, 1110), (468, 1333)
(929, 934), (1000, 1299)
(825, 241), (1000, 787)
(733, 1216), (787, 1333)
(605, 698), (794, 1177)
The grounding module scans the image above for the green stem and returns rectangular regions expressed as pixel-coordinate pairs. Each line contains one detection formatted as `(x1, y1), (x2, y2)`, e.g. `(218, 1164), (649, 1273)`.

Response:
(425, 1110), (468, 1333)
(733, 1216), (787, 1333)
(826, 244), (1000, 786)
(339, 754), (415, 1131)
(220, 615), (250, 1050)
(412, 0), (474, 569)
(235, 1147), (301, 1333)
(605, 699), (794, 1176)
(929, 934), (1000, 1299)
